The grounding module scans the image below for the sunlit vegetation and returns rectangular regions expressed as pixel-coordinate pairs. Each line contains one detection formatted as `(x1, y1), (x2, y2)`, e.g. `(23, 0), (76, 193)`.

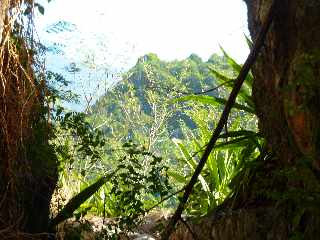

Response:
(2, 1), (319, 239)
(48, 48), (262, 237)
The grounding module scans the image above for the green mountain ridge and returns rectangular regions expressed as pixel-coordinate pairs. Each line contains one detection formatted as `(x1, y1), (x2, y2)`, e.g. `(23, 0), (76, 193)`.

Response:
(88, 52), (235, 159)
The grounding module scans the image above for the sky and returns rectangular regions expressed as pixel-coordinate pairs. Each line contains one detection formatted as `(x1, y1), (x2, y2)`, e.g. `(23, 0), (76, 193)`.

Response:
(35, 0), (250, 110)
(37, 0), (249, 64)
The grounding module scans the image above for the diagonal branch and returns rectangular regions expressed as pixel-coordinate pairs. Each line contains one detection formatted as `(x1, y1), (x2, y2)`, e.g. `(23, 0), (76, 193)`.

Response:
(161, 1), (278, 239)
(180, 217), (199, 240)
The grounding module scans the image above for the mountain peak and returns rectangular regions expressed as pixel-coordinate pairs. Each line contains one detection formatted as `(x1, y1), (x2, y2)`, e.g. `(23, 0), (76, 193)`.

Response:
(137, 53), (160, 64)
(188, 54), (202, 63)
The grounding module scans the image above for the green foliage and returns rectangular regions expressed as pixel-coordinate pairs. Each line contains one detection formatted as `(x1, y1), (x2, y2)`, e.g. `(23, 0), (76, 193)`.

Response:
(171, 94), (255, 114)
(89, 52), (231, 139)
(35, 3), (45, 15)
(50, 110), (109, 221)
(81, 53), (238, 216)
(106, 141), (172, 232)
(46, 71), (79, 103)
(50, 49), (262, 235)
(51, 108), (173, 235)
(167, 49), (261, 215)
(51, 171), (117, 227)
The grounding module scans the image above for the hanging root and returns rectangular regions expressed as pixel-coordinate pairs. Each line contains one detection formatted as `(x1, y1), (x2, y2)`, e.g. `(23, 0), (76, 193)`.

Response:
(0, 1), (50, 238)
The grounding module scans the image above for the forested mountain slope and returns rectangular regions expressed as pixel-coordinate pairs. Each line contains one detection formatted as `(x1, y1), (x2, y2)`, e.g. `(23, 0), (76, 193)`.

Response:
(88, 53), (233, 157)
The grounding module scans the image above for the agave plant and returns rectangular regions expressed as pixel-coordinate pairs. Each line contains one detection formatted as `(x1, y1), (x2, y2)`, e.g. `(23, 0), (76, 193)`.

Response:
(168, 47), (264, 215)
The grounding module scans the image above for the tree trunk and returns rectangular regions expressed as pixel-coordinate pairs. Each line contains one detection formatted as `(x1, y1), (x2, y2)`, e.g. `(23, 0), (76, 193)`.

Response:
(0, 2), (58, 238)
(170, 1), (320, 239)
(246, 0), (320, 169)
